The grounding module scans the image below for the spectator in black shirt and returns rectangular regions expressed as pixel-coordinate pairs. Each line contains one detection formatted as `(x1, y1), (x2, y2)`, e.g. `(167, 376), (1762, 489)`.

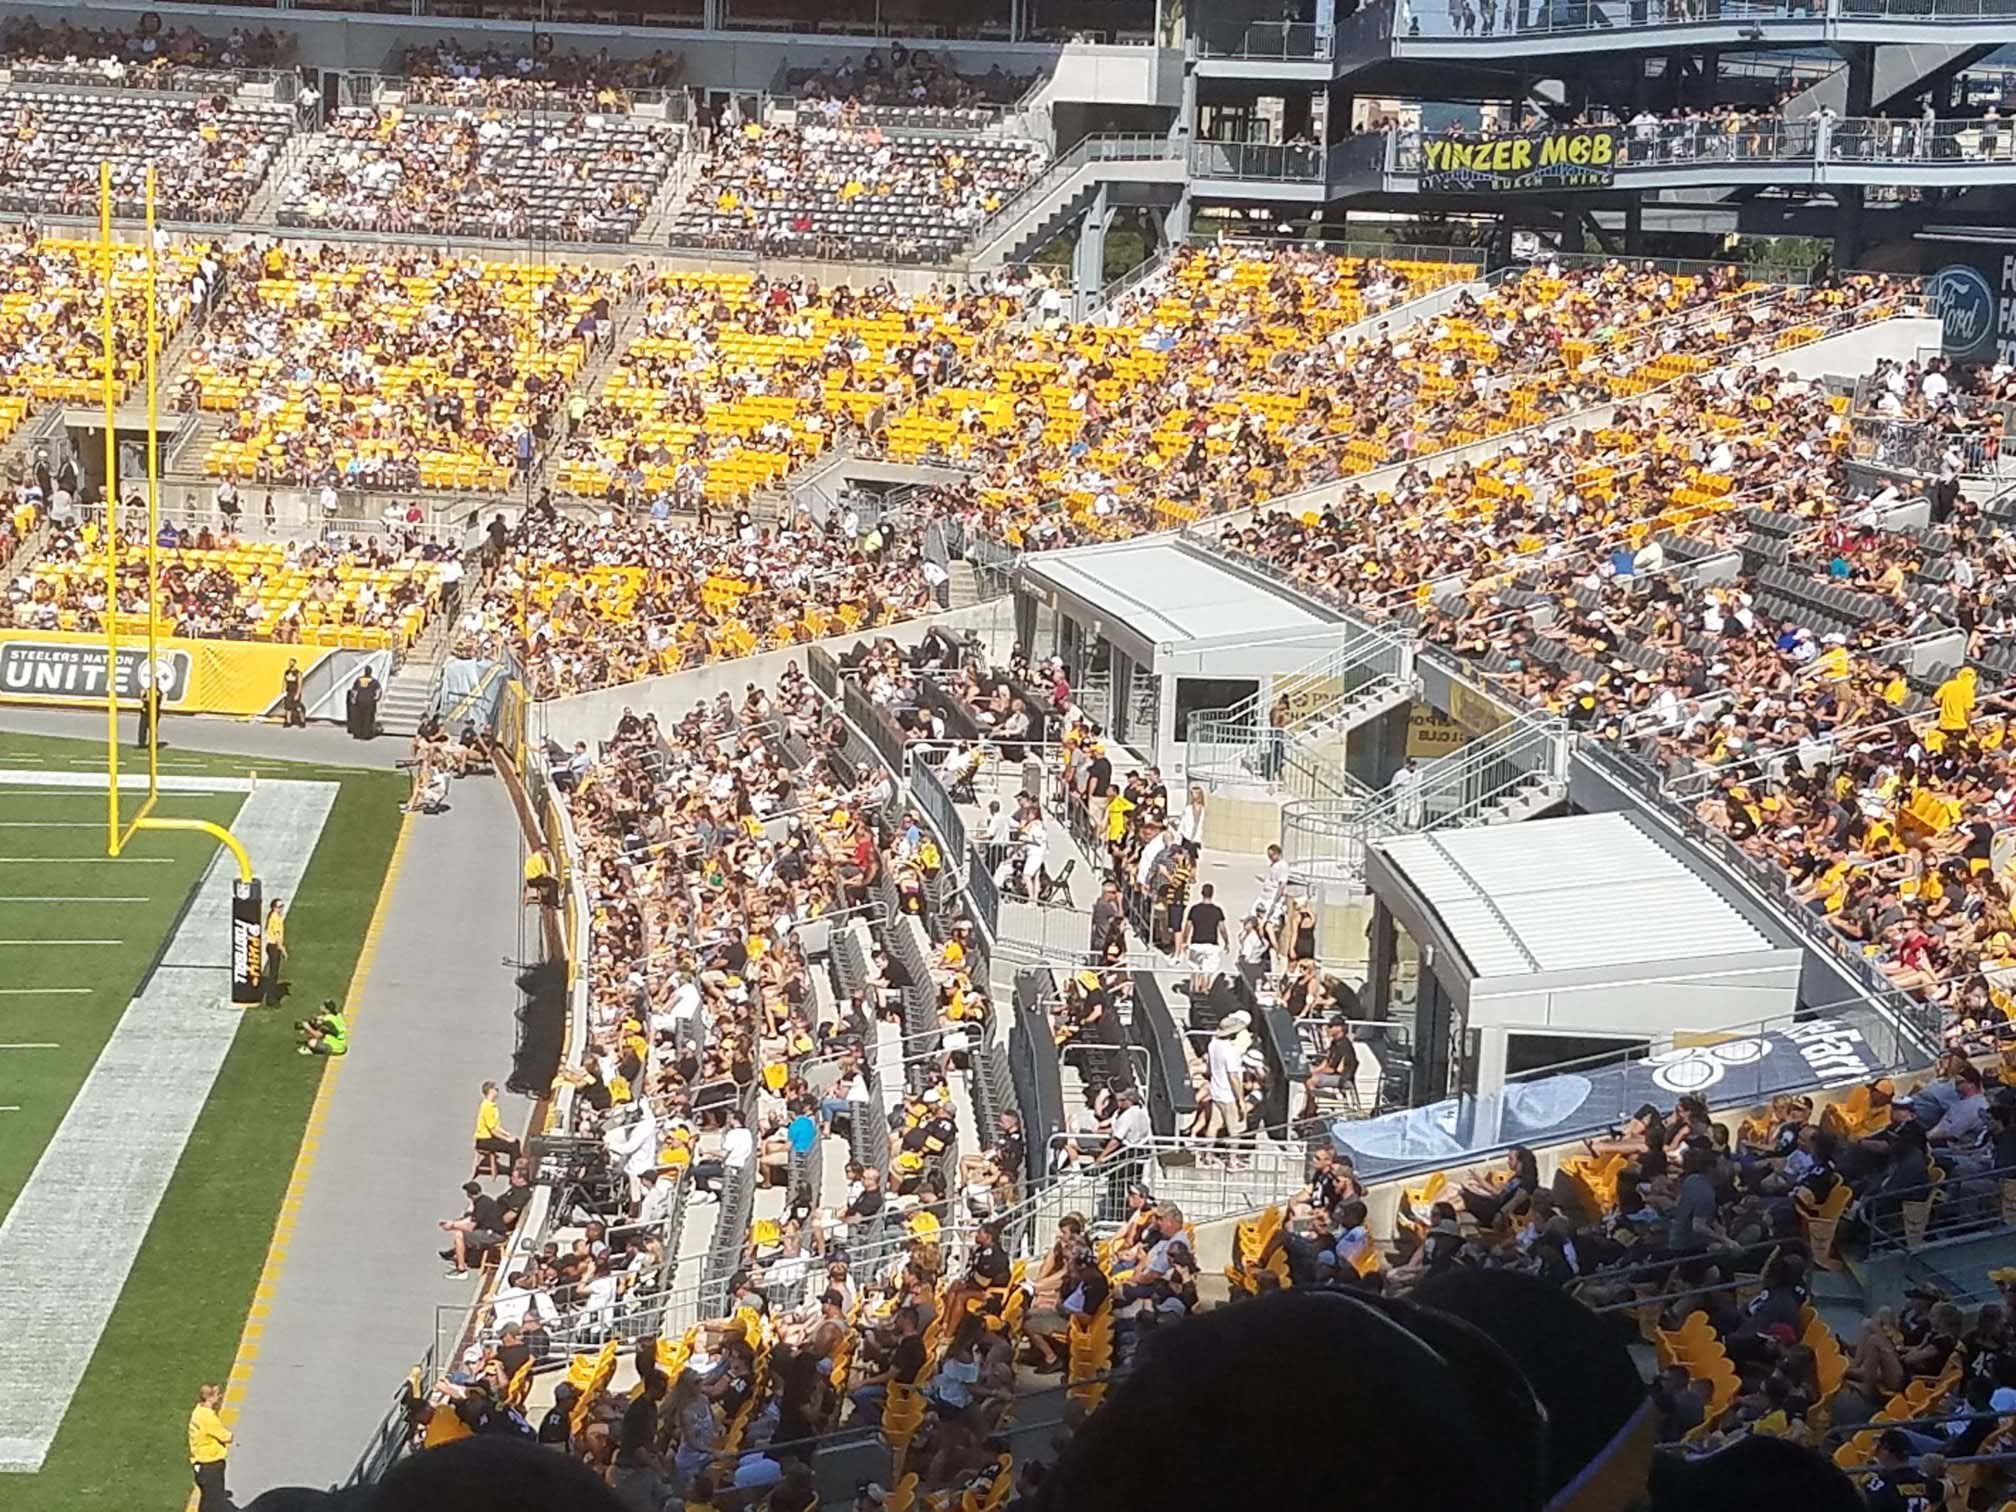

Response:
(944, 1220), (1012, 1320)
(1861, 1430), (1946, 1512)
(496, 1165), (534, 1231)
(837, 1164), (885, 1243)
(537, 1382), (577, 1446)
(495, 1324), (532, 1383)
(1084, 745), (1114, 800)
(439, 1180), (508, 1277)
(849, 1305), (926, 1427)
(993, 1109), (1026, 1185)
(1304, 1017), (1361, 1117)
(1178, 883), (1228, 993)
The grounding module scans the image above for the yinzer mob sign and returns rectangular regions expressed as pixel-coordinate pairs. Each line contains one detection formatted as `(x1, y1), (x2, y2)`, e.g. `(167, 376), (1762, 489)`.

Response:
(1420, 126), (1619, 193)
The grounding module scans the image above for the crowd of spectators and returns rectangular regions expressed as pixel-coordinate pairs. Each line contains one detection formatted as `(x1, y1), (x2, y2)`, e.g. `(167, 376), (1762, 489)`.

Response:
(4, 518), (452, 646)
(278, 105), (675, 242)
(183, 243), (623, 492)
(875, 246), (1841, 551)
(1199, 280), (2014, 1034)
(391, 40), (684, 111)
(0, 88), (296, 222)
(551, 269), (1028, 509)
(466, 508), (937, 698)
(0, 231), (213, 451)
(0, 17), (293, 89)
(778, 46), (1037, 125)
(484, 672), (1013, 1368)
(666, 119), (1045, 264)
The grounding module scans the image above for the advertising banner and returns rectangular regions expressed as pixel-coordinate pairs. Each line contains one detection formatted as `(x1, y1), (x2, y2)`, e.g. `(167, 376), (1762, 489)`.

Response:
(1929, 253), (2016, 367)
(1406, 705), (1469, 759)
(1421, 126), (1620, 193)
(0, 628), (345, 718)
(231, 878), (264, 1006)
(1331, 1018), (1880, 1180)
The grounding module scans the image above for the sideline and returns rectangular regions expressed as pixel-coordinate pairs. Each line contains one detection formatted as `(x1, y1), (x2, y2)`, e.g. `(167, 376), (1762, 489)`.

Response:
(186, 812), (417, 1512)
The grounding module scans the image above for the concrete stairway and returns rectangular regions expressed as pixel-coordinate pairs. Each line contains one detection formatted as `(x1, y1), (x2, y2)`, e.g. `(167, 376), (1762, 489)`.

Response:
(376, 617), (458, 737)
(947, 560), (982, 609)
(534, 301), (649, 503)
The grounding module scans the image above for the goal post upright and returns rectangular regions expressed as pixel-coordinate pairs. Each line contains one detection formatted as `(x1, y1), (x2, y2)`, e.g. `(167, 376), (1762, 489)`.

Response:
(94, 162), (265, 1003)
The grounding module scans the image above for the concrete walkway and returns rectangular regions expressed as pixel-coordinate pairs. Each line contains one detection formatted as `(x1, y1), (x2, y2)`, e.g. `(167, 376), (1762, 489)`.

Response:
(0, 704), (404, 769)
(0, 709), (537, 1490)
(229, 771), (533, 1495)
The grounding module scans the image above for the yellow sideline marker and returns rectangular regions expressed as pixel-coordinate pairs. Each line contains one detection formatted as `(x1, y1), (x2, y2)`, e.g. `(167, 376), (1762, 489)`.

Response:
(186, 814), (416, 1512)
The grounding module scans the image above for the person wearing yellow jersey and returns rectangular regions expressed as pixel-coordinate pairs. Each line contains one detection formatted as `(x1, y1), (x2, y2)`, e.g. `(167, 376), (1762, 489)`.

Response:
(188, 1382), (232, 1511)
(1935, 665), (1977, 738)
(261, 898), (287, 1008)
(473, 1079), (521, 1177)
(523, 847), (559, 908)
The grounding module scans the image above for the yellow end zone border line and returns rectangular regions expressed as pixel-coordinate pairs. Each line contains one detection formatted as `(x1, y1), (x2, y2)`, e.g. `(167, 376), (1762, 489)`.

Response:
(187, 812), (416, 1511)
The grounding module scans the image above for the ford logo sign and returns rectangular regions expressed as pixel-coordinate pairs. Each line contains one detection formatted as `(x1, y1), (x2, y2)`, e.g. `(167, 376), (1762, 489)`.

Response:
(1932, 263), (1996, 361)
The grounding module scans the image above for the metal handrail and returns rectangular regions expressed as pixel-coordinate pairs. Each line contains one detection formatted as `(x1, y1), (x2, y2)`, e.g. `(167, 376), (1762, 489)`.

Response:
(1281, 711), (1568, 888)
(959, 133), (1179, 262)
(1374, 0), (2016, 47)
(1193, 18), (1340, 57)
(1186, 626), (1418, 794)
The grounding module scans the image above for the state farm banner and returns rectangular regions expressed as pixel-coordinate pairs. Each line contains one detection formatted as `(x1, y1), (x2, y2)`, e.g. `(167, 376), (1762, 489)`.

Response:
(1420, 126), (1619, 193)
(0, 629), (353, 717)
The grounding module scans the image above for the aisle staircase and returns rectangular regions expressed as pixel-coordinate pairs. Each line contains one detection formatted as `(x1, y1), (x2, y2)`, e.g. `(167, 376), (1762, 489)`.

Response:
(376, 616), (458, 737)
(1280, 711), (1570, 896)
(1185, 625), (1420, 799)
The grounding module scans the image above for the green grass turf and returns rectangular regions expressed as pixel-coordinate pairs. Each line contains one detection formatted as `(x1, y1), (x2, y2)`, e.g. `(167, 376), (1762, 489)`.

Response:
(0, 786), (245, 1227)
(0, 730), (407, 1511)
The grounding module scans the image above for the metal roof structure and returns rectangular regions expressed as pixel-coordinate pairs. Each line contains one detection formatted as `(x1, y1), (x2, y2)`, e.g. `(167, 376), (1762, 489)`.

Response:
(1017, 537), (1337, 669)
(1366, 810), (1803, 1033)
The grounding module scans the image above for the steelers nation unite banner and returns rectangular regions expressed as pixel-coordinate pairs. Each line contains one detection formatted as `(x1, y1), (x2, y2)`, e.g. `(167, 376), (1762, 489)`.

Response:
(0, 629), (348, 717)
(1420, 126), (1619, 193)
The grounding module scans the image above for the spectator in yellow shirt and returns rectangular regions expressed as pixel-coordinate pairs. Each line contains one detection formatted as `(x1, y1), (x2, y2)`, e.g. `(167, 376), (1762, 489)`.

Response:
(473, 1079), (521, 1177)
(523, 848), (559, 909)
(188, 1382), (232, 1511)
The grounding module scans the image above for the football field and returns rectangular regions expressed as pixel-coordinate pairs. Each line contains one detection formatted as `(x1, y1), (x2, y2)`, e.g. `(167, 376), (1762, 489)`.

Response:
(0, 731), (405, 1511)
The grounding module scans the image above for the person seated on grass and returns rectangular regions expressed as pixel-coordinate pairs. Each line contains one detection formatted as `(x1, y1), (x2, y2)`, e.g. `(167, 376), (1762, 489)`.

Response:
(295, 999), (347, 1057)
(439, 1179), (508, 1278)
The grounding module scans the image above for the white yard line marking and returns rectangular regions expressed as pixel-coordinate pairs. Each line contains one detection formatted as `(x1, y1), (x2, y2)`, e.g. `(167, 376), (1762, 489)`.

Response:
(0, 1043), (59, 1050)
(0, 1107), (19, 1114)
(0, 777), (336, 1475)
(0, 896), (151, 904)
(0, 821), (114, 828)
(0, 988), (92, 997)
(0, 858), (175, 865)
(0, 770), (259, 793)
(0, 940), (122, 947)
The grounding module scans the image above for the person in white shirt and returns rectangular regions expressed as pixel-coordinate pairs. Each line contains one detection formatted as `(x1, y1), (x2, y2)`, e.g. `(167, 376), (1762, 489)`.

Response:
(1261, 844), (1292, 928)
(603, 1101), (658, 1201)
(1177, 785), (1207, 855)
(1103, 1087), (1153, 1155)
(636, 1167), (680, 1231)
(983, 799), (1013, 873)
(722, 1109), (757, 1170)
(1388, 757), (1423, 828)
(1204, 1012), (1252, 1164)
(491, 1270), (560, 1329)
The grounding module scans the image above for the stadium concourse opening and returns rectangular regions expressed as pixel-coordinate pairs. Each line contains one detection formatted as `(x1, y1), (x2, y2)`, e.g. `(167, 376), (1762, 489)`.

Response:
(0, 5), (2015, 1512)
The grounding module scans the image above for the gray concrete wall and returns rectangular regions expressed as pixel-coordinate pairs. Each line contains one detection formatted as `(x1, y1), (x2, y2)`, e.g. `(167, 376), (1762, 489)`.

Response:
(533, 598), (1015, 749)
